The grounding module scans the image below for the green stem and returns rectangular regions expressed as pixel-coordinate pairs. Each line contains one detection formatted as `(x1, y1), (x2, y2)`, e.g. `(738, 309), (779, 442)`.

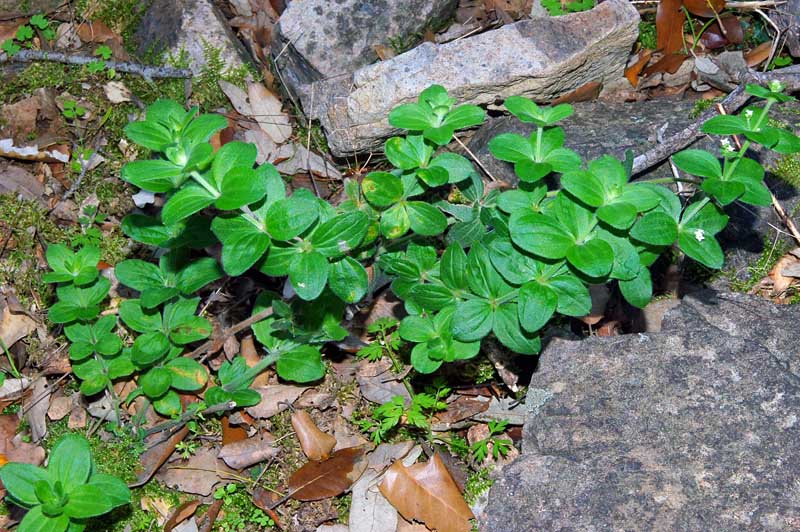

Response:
(535, 126), (544, 160)
(724, 99), (774, 180)
(189, 171), (220, 198)
(222, 351), (282, 392)
(0, 338), (20, 379)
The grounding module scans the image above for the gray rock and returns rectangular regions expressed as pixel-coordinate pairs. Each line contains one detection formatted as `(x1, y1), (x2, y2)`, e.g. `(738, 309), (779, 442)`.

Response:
(0, 0), (61, 17)
(483, 291), (800, 531)
(135, 0), (252, 76)
(304, 0), (639, 156)
(273, 0), (458, 102)
(467, 98), (800, 287)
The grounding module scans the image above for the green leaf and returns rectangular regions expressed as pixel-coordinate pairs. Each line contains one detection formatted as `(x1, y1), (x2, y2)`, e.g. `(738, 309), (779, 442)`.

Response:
(362, 172), (404, 207)
(0, 463), (49, 507)
(123, 121), (173, 152)
(518, 282), (557, 332)
(389, 103), (434, 130)
(65, 484), (114, 518)
(176, 257), (223, 293)
(672, 149), (723, 179)
(121, 159), (185, 193)
(678, 228), (724, 268)
(406, 202), (447, 236)
(328, 257), (368, 303)
(211, 213), (271, 276)
(310, 212), (368, 257)
(561, 170), (605, 207)
(161, 184), (217, 226)
(514, 160), (552, 182)
(259, 243), (298, 276)
(488, 133), (533, 163)
(48, 435), (92, 491)
(415, 166), (449, 187)
(566, 238), (613, 278)
(216, 167), (267, 210)
(701, 114), (748, 135)
(619, 266), (652, 308)
(266, 196), (319, 241)
(443, 105), (485, 129)
(140, 367), (173, 398)
(509, 212), (574, 259)
(440, 243), (468, 290)
(19, 506), (69, 532)
(380, 203), (411, 239)
(452, 299), (494, 342)
(166, 357), (207, 391)
(115, 259), (164, 293)
(131, 331), (170, 366)
(385, 136), (431, 170)
(549, 274), (591, 316)
(630, 212), (678, 246)
(493, 303), (541, 355)
(487, 238), (541, 285)
(276, 345), (325, 382)
(597, 202), (638, 230)
(409, 284), (455, 311)
(289, 251), (329, 301)
(429, 153), (475, 183)
(543, 104), (574, 125)
(410, 344), (443, 374)
(211, 141), (257, 189)
(398, 315), (437, 343)
(119, 300), (161, 333)
(182, 113), (228, 147)
(153, 390), (182, 417)
(701, 178), (745, 205)
(86, 473), (131, 509)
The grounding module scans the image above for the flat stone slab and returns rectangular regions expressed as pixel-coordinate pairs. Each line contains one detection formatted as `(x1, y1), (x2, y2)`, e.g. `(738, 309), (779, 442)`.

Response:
(273, 0), (458, 102)
(482, 291), (800, 531)
(305, 0), (639, 156)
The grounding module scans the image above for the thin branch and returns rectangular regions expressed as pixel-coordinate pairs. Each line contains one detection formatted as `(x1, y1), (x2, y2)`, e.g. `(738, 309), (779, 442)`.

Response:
(1, 50), (192, 80)
(453, 134), (498, 182)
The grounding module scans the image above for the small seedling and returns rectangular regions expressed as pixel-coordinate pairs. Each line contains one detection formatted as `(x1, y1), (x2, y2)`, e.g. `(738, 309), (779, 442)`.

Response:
(0, 434), (131, 532)
(469, 420), (513, 462)
(62, 100), (87, 120)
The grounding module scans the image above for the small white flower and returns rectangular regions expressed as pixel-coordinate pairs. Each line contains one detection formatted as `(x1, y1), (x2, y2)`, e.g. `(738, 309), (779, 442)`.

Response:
(694, 229), (705, 242)
(720, 138), (734, 154)
(769, 80), (784, 93)
(744, 109), (754, 119)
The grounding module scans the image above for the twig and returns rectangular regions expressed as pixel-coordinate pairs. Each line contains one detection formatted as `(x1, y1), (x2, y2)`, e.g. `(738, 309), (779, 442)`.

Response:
(1, 50), (191, 80)
(187, 306), (274, 360)
(632, 65), (800, 176)
(453, 134), (498, 182)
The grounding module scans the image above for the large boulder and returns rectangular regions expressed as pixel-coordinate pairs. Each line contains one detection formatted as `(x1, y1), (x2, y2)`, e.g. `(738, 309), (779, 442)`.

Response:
(135, 0), (252, 76)
(467, 98), (800, 286)
(302, 0), (639, 156)
(273, 0), (459, 102)
(482, 291), (800, 531)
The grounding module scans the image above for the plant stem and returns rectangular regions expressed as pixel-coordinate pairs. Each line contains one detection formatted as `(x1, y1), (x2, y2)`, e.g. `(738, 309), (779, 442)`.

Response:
(189, 171), (221, 198)
(535, 127), (544, 160)
(724, 99), (774, 179)
(0, 338), (20, 378)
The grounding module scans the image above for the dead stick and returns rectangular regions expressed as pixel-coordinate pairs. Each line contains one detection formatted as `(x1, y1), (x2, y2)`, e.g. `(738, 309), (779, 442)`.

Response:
(1, 50), (191, 80)
(632, 65), (800, 176)
(187, 306), (274, 360)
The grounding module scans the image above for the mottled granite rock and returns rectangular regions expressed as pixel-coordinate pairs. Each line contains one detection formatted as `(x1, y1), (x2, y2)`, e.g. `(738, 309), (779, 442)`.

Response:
(273, 0), (458, 102)
(135, 0), (252, 76)
(302, 0), (639, 156)
(482, 291), (800, 531)
(468, 98), (800, 287)
(0, 0), (61, 17)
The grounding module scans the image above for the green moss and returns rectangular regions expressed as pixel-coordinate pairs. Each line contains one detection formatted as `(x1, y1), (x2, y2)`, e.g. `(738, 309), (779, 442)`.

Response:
(638, 18), (657, 50)
(0, 62), (84, 104)
(771, 153), (800, 189)
(76, 0), (152, 49)
(728, 236), (792, 293)
(191, 42), (257, 112)
(689, 97), (722, 119)
(464, 467), (493, 506)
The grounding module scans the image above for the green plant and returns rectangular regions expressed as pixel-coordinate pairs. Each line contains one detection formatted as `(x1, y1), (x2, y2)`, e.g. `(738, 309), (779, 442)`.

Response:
(541, 0), (595, 16)
(0, 434), (131, 532)
(469, 420), (512, 462)
(357, 317), (403, 362)
(1, 15), (54, 56)
(62, 100), (87, 120)
(213, 484), (275, 531)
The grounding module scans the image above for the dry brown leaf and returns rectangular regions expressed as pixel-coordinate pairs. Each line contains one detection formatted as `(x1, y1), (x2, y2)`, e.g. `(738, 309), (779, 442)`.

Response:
(379, 453), (473, 532)
(288, 446), (368, 501)
(699, 13), (743, 49)
(292, 410), (336, 461)
(625, 50), (653, 88)
(46, 394), (71, 421)
(76, 20), (120, 44)
(432, 395), (490, 428)
(333, 414), (371, 451)
(164, 499), (201, 532)
(642, 53), (689, 77)
(245, 385), (307, 419)
(240, 335), (270, 387)
(218, 431), (278, 469)
(0, 305), (36, 350)
(683, 0), (725, 18)
(159, 447), (233, 496)
(356, 358), (412, 405)
(132, 426), (190, 488)
(221, 415), (249, 446)
(770, 254), (798, 294)
(550, 81), (602, 105)
(656, 0), (686, 55)
(25, 377), (50, 442)
(745, 42), (772, 68)
(247, 82), (291, 144)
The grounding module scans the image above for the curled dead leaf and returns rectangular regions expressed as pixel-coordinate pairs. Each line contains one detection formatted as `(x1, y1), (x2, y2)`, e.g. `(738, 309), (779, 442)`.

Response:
(288, 446), (368, 501)
(379, 453), (473, 532)
(625, 50), (653, 88)
(656, 0), (686, 55)
(219, 431), (279, 469)
(292, 410), (336, 461)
